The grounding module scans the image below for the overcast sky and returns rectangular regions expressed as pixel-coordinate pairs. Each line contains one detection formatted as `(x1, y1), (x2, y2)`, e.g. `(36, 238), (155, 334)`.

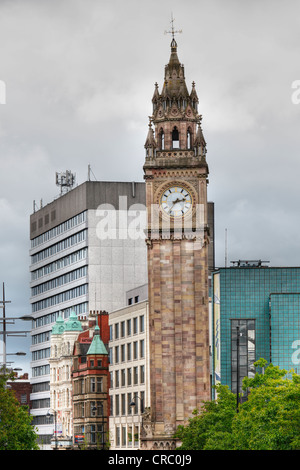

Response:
(1, 0), (300, 374)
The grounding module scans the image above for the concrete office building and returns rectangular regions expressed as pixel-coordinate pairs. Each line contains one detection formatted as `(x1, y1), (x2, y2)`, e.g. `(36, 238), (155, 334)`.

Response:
(29, 180), (148, 447)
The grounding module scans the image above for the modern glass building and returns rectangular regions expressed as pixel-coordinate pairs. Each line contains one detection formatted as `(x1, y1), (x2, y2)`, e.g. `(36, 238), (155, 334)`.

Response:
(212, 262), (300, 400)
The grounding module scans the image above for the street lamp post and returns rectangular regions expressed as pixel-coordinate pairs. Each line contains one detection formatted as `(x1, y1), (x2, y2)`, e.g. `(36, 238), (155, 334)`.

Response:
(129, 394), (145, 449)
(129, 394), (144, 413)
(0, 283), (32, 372)
(47, 409), (58, 450)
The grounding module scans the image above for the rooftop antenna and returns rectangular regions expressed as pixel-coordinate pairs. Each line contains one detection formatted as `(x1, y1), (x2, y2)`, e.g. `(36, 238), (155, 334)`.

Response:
(164, 13), (182, 41)
(87, 164), (98, 182)
(55, 170), (76, 196)
(225, 228), (228, 268)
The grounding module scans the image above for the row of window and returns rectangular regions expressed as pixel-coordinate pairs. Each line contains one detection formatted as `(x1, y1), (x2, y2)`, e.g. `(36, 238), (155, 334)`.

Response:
(110, 365), (145, 389)
(52, 388), (72, 409)
(111, 391), (145, 417)
(31, 266), (88, 297)
(31, 382), (50, 393)
(73, 400), (106, 419)
(110, 315), (145, 341)
(109, 340), (145, 365)
(31, 247), (88, 281)
(114, 424), (139, 448)
(31, 229), (87, 265)
(32, 284), (88, 313)
(31, 211), (86, 248)
(73, 377), (105, 395)
(32, 364), (50, 377)
(51, 365), (72, 382)
(73, 424), (105, 446)
(32, 347), (50, 361)
(32, 302), (87, 330)
(31, 398), (50, 409)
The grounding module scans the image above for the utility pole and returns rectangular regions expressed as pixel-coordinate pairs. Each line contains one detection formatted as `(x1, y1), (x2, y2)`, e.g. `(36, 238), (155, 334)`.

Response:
(1, 282), (11, 370)
(0, 282), (32, 372)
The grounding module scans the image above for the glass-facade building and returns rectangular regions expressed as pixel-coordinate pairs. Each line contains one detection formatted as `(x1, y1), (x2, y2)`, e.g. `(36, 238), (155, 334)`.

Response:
(212, 264), (300, 399)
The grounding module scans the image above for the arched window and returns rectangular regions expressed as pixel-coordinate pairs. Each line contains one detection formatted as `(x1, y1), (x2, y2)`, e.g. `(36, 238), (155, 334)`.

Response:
(159, 129), (165, 150)
(172, 127), (179, 149)
(187, 128), (192, 149)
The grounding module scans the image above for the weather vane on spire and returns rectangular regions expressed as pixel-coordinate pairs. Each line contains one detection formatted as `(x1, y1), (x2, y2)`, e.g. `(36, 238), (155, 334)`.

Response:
(164, 13), (182, 41)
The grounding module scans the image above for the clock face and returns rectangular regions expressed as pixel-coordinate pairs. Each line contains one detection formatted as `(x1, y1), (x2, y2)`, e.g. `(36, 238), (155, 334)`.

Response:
(160, 185), (193, 217)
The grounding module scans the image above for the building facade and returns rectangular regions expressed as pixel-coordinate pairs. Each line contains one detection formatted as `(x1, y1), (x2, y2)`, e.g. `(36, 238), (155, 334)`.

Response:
(142, 36), (211, 449)
(48, 310), (83, 449)
(29, 180), (147, 447)
(72, 321), (110, 449)
(108, 298), (149, 450)
(212, 263), (300, 400)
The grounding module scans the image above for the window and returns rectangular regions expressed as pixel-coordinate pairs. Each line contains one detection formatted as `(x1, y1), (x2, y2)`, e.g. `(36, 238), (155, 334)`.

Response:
(121, 321), (125, 337)
(115, 346), (119, 364)
(116, 426), (120, 446)
(121, 394), (126, 415)
(172, 126), (179, 149)
(140, 339), (145, 358)
(134, 366), (138, 385)
(115, 370), (119, 388)
(140, 315), (144, 332)
(127, 343), (132, 361)
(159, 129), (165, 150)
(231, 319), (256, 401)
(115, 395), (120, 416)
(133, 317), (138, 334)
(187, 128), (192, 149)
(134, 295), (139, 303)
(127, 393), (132, 415)
(127, 367), (132, 386)
(122, 426), (127, 447)
(127, 319), (131, 336)
(140, 365), (145, 384)
(121, 344), (125, 362)
(133, 341), (138, 360)
(121, 369), (126, 387)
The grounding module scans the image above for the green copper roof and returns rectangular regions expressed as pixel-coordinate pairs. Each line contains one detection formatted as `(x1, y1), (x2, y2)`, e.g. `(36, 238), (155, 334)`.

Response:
(64, 310), (83, 332)
(52, 314), (65, 335)
(87, 325), (108, 356)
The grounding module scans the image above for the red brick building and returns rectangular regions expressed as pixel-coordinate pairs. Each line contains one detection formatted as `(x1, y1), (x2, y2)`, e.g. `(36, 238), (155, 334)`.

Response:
(7, 373), (32, 409)
(72, 312), (110, 449)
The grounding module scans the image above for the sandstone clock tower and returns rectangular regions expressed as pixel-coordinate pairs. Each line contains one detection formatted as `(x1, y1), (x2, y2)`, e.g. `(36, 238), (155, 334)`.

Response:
(141, 34), (211, 450)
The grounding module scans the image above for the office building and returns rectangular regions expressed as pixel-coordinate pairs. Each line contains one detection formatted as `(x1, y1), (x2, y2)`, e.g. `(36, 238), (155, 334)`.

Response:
(108, 293), (149, 450)
(212, 262), (300, 400)
(29, 180), (147, 447)
(72, 315), (110, 450)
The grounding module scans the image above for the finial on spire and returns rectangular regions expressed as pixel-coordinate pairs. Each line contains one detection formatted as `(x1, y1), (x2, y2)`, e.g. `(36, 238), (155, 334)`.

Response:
(164, 13), (182, 49)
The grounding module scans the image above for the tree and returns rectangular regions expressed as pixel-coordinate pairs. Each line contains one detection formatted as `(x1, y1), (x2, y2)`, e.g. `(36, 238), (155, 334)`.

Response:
(233, 359), (300, 450)
(174, 383), (236, 450)
(175, 359), (300, 450)
(0, 370), (39, 450)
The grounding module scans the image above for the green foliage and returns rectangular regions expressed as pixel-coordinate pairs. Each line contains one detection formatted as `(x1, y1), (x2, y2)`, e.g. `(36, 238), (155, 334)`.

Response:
(175, 359), (300, 451)
(0, 370), (39, 450)
(174, 384), (236, 450)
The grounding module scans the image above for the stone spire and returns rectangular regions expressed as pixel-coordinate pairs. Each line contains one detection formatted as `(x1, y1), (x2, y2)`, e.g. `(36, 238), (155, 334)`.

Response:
(161, 38), (189, 101)
(145, 34), (207, 160)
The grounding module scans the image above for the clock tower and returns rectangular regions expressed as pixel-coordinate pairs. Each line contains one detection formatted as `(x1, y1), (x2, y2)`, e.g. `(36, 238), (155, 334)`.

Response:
(141, 35), (211, 450)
